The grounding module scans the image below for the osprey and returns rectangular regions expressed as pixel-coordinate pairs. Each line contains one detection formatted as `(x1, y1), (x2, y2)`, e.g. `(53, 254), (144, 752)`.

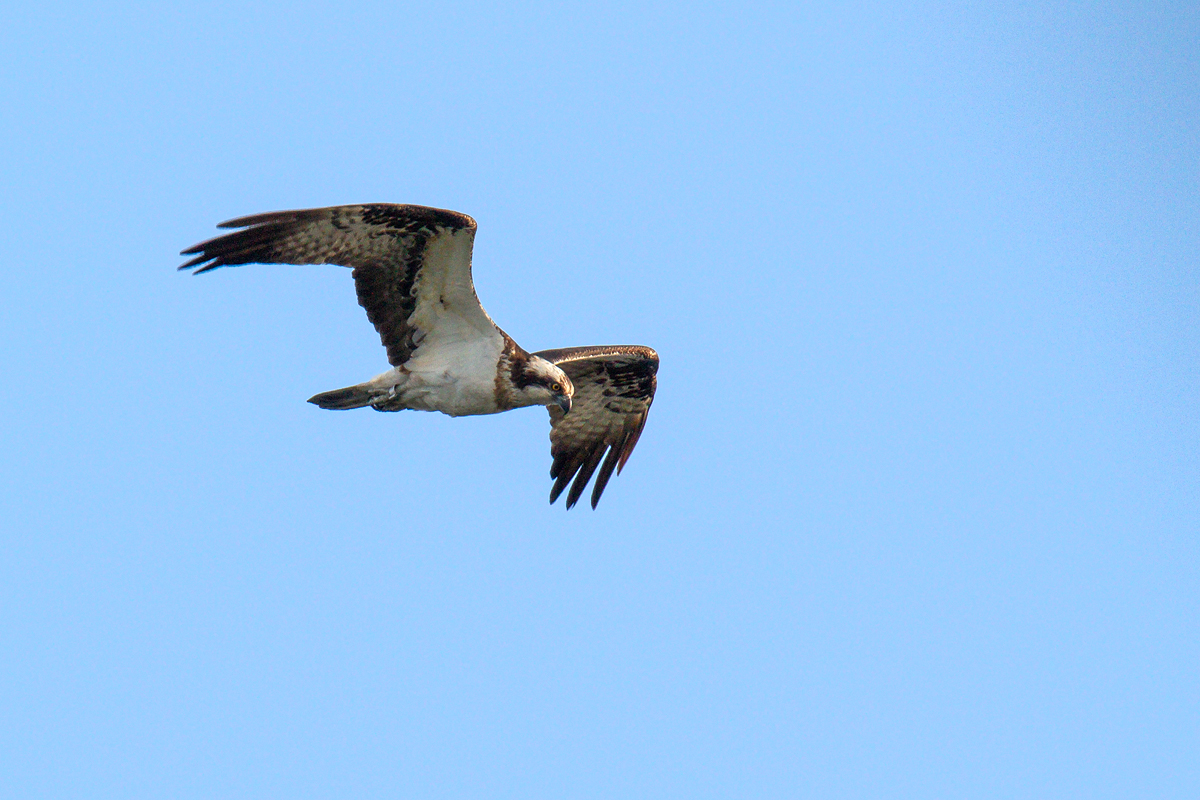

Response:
(180, 203), (658, 508)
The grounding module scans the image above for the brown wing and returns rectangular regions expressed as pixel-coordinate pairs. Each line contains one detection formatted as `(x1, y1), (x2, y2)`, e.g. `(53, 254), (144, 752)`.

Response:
(534, 345), (659, 509)
(179, 204), (493, 367)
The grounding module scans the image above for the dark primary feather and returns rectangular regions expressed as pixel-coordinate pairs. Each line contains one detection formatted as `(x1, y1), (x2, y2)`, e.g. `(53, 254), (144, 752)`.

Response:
(534, 346), (659, 509)
(179, 204), (477, 367)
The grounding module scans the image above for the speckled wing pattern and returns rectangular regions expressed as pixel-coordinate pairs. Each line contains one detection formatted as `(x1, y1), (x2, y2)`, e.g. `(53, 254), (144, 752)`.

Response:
(179, 204), (488, 367)
(533, 346), (659, 509)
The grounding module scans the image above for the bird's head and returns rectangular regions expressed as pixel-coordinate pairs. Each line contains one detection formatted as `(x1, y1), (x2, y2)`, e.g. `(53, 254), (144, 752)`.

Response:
(516, 356), (574, 414)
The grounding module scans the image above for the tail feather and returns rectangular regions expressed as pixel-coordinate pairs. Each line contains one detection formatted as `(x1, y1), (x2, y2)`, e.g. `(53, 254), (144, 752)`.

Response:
(308, 384), (376, 410)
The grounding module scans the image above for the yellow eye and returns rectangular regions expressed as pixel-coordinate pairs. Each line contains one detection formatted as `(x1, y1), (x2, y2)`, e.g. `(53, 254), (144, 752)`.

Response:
(550, 382), (562, 393)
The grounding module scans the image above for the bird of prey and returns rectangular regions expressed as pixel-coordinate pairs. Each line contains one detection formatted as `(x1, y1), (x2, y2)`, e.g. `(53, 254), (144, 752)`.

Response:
(180, 203), (658, 508)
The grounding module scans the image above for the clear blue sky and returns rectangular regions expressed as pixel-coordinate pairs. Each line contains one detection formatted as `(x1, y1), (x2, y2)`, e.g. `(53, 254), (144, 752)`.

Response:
(2, 1), (1196, 797)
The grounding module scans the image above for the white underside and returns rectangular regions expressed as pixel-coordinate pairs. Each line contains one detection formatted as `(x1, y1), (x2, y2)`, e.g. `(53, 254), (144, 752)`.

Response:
(358, 226), (514, 416)
(362, 335), (507, 416)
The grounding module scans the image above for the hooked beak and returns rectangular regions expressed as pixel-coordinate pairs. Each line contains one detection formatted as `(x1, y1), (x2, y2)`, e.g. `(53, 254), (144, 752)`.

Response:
(556, 394), (572, 414)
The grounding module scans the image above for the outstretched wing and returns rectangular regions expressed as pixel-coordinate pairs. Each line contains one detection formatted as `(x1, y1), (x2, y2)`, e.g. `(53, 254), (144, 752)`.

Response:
(179, 204), (498, 368)
(534, 345), (659, 509)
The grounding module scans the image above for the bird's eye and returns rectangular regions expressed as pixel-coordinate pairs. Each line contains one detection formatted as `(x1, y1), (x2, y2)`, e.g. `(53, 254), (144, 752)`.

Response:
(550, 382), (562, 393)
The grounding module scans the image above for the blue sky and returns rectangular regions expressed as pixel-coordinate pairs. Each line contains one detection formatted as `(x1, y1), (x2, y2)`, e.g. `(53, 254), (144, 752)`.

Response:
(1, 1), (1196, 797)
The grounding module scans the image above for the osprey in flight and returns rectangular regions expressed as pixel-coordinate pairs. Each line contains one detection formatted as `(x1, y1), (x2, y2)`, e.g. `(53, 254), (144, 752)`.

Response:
(180, 204), (658, 508)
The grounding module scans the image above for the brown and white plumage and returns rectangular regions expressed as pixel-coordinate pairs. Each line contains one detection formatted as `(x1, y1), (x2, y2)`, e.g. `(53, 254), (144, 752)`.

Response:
(535, 346), (659, 509)
(180, 203), (658, 507)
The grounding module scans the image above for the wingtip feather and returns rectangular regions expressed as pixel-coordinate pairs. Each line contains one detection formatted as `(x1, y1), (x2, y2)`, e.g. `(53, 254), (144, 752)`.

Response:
(590, 445), (623, 509)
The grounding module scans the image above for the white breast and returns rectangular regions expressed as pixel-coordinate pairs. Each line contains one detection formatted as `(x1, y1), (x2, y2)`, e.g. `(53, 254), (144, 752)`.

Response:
(395, 329), (505, 416)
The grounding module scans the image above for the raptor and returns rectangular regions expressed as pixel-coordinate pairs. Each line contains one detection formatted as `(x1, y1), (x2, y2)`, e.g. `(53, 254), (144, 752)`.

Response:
(180, 204), (658, 508)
